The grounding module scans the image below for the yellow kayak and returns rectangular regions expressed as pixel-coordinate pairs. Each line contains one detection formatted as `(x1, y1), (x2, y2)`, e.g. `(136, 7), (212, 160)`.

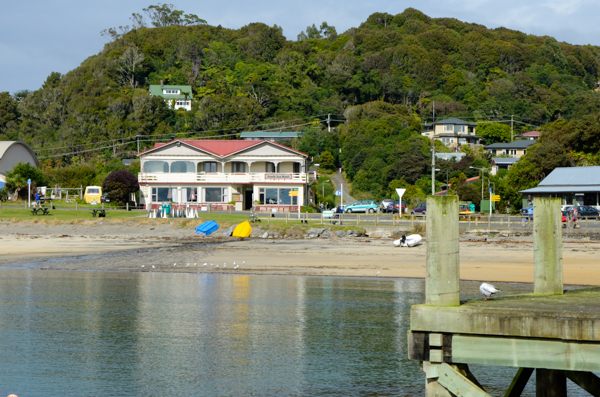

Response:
(232, 221), (252, 238)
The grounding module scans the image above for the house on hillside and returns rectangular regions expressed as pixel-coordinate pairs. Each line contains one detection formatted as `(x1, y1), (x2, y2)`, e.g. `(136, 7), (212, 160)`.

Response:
(137, 139), (308, 212)
(520, 166), (600, 209)
(516, 130), (541, 140)
(421, 118), (481, 150)
(149, 84), (193, 110)
(491, 158), (519, 175)
(0, 141), (39, 187)
(240, 131), (301, 141)
(484, 140), (536, 158)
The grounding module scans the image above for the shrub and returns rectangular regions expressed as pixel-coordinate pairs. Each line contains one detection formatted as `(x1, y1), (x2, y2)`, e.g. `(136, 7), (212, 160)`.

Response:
(102, 170), (139, 205)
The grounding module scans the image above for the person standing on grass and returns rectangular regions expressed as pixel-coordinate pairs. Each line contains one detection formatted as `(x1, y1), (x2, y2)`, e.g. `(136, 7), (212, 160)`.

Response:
(34, 190), (41, 208)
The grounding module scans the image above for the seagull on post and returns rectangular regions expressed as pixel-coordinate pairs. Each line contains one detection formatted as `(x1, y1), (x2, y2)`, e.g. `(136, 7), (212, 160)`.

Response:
(480, 283), (500, 301)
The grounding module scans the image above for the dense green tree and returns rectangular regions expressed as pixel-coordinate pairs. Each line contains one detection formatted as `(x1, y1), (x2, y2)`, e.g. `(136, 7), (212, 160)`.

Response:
(102, 170), (140, 205)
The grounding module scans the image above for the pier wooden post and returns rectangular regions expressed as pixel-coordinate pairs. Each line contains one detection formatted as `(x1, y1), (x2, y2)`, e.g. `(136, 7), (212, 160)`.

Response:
(533, 198), (563, 295)
(426, 196), (460, 306)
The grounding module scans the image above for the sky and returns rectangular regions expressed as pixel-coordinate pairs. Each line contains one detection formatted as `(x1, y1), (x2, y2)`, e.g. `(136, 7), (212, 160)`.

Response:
(1, 0), (599, 94)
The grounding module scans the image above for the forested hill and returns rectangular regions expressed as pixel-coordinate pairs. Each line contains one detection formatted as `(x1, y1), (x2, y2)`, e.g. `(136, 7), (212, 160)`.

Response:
(2, 6), (600, 207)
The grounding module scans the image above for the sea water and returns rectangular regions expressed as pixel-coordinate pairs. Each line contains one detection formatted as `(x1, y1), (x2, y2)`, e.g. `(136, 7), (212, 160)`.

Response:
(0, 270), (587, 396)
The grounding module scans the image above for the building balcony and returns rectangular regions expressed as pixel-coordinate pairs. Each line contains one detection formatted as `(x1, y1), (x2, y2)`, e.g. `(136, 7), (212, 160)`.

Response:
(138, 172), (307, 184)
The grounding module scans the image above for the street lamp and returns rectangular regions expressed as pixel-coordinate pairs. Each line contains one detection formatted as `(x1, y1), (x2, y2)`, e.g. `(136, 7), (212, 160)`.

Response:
(469, 166), (491, 202)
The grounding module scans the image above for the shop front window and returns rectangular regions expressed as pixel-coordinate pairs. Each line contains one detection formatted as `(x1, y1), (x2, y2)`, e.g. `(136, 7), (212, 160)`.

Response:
(205, 187), (227, 202)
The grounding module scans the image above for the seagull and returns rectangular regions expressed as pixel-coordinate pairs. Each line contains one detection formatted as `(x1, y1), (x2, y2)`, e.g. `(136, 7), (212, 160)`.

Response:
(173, 263), (177, 266)
(203, 263), (207, 267)
(243, 261), (245, 264)
(210, 263), (213, 266)
(152, 265), (155, 269)
(223, 264), (226, 268)
(186, 263), (190, 267)
(480, 283), (500, 300)
(194, 263), (197, 266)
(377, 271), (380, 274)
(216, 265), (219, 268)
(233, 262), (236, 265)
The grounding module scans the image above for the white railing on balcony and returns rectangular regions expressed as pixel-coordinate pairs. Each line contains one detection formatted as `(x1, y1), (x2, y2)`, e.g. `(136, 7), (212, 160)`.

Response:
(138, 172), (306, 184)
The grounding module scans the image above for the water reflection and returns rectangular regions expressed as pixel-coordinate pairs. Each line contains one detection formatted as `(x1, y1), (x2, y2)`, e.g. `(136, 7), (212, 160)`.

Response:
(0, 271), (586, 396)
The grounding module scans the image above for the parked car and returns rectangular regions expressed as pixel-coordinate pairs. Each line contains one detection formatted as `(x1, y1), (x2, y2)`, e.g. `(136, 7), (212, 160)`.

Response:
(380, 199), (395, 213)
(100, 193), (110, 203)
(411, 201), (427, 215)
(574, 206), (599, 220)
(521, 206), (533, 218)
(389, 199), (407, 214)
(345, 200), (379, 213)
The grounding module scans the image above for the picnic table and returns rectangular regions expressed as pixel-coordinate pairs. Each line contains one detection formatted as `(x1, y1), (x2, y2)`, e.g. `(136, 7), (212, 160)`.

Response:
(91, 209), (106, 217)
(31, 207), (50, 215)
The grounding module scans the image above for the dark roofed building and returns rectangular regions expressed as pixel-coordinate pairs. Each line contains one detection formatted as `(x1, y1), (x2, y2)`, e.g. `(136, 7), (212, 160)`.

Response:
(484, 140), (536, 158)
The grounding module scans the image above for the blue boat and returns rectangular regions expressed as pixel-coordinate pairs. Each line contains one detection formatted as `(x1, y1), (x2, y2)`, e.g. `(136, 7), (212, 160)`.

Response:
(195, 221), (219, 236)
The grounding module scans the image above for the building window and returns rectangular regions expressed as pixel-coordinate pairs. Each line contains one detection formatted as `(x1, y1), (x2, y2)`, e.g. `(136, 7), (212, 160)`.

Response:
(265, 162), (275, 173)
(205, 187), (227, 202)
(455, 125), (466, 133)
(258, 188), (298, 205)
(143, 161), (169, 173)
(151, 187), (172, 202)
(443, 125), (454, 132)
(163, 89), (180, 95)
(203, 162), (218, 173)
(170, 161), (195, 173)
(231, 162), (246, 173)
(293, 163), (301, 173)
(509, 150), (517, 156)
(175, 100), (190, 106)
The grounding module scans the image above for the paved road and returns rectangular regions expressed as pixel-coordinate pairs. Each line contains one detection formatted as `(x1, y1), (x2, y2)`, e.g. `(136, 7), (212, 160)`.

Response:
(328, 169), (355, 205)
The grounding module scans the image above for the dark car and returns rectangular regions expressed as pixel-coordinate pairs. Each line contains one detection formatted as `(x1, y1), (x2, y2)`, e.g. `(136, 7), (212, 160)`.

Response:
(389, 199), (407, 214)
(411, 201), (427, 215)
(380, 199), (395, 213)
(574, 206), (599, 220)
(101, 193), (110, 203)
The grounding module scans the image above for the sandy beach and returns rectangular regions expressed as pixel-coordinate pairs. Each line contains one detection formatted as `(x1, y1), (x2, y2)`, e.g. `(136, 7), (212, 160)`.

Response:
(1, 219), (599, 286)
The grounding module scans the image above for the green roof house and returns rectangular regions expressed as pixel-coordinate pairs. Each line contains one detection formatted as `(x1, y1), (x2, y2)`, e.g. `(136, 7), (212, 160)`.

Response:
(149, 84), (193, 111)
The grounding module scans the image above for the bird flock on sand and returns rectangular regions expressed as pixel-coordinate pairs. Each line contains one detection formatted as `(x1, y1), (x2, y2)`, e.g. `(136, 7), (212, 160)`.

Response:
(142, 261), (245, 272)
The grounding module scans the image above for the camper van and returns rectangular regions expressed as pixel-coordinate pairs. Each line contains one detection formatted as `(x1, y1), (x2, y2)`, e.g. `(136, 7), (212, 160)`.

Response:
(84, 186), (103, 204)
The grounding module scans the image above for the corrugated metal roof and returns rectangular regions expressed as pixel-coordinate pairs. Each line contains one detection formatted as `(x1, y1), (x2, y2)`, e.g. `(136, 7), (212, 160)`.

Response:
(432, 118), (478, 127)
(240, 131), (300, 138)
(520, 186), (600, 194)
(138, 139), (308, 158)
(435, 153), (466, 160)
(485, 140), (537, 149)
(492, 158), (519, 165)
(149, 85), (192, 100)
(538, 166), (600, 186)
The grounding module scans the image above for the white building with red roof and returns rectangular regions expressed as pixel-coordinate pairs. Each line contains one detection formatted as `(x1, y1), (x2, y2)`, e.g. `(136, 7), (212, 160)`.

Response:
(137, 139), (308, 212)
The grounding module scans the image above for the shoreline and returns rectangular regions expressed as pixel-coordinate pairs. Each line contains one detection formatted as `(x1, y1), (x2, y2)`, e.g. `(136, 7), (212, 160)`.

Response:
(1, 219), (600, 286)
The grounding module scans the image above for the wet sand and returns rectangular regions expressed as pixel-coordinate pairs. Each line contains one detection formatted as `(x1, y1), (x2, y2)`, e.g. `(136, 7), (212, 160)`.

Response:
(1, 220), (599, 286)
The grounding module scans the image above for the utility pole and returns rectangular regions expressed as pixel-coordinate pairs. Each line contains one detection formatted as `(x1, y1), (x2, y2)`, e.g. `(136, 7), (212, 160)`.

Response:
(136, 135), (140, 154)
(327, 114), (331, 132)
(431, 102), (436, 196)
(511, 115), (514, 142)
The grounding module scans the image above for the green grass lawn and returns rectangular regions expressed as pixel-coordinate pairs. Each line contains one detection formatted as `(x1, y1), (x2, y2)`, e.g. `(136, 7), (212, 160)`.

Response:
(0, 207), (144, 220)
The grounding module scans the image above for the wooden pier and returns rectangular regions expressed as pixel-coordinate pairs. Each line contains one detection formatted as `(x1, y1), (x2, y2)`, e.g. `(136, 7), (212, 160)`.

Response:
(408, 196), (600, 397)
